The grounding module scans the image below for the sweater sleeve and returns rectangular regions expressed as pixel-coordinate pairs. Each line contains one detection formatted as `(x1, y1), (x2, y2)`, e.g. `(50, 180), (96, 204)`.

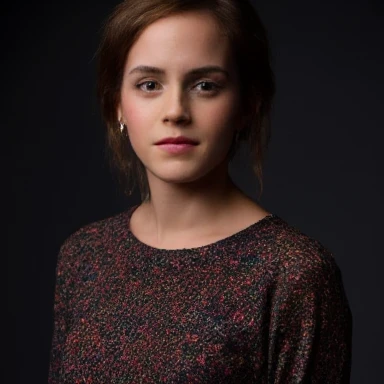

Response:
(48, 236), (80, 383)
(267, 243), (352, 383)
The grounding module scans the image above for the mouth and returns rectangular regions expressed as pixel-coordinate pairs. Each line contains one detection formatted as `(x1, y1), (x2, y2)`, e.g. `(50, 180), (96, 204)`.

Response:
(155, 136), (199, 145)
(155, 136), (199, 154)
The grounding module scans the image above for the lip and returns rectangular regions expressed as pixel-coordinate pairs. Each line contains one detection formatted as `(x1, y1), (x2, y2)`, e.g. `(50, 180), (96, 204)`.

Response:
(155, 136), (199, 145)
(156, 143), (197, 154)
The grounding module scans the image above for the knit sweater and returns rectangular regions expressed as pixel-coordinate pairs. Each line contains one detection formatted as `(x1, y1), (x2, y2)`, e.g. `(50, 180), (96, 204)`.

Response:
(48, 205), (352, 383)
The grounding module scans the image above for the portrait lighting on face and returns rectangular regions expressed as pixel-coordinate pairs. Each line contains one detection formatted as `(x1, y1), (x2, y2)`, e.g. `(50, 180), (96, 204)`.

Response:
(117, 11), (243, 189)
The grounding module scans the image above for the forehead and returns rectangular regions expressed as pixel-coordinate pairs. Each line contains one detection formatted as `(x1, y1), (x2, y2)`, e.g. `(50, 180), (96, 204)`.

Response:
(125, 10), (234, 72)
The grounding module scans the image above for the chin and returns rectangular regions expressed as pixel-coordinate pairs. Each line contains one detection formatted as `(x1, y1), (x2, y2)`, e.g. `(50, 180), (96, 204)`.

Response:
(147, 165), (213, 185)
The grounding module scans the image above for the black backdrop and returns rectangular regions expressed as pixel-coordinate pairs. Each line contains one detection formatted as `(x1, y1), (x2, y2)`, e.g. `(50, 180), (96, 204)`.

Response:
(6, 1), (383, 383)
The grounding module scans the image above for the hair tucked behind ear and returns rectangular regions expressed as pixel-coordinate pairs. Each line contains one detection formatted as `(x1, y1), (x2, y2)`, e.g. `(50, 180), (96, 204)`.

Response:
(97, 0), (275, 202)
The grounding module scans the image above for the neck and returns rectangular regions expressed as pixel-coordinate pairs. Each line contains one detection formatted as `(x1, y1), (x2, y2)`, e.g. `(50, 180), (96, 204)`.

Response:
(140, 160), (243, 242)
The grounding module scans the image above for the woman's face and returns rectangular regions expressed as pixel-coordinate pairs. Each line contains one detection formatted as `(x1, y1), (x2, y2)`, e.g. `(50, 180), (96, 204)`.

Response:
(118, 10), (243, 185)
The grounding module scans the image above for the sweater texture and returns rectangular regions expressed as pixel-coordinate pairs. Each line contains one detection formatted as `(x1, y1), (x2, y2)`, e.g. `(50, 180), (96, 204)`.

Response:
(49, 205), (352, 383)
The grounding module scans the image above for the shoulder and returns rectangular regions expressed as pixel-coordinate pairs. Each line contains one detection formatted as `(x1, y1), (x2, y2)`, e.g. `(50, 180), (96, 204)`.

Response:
(266, 216), (342, 289)
(57, 207), (135, 265)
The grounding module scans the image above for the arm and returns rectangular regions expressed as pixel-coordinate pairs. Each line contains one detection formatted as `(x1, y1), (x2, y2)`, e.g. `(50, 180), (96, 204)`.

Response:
(267, 245), (352, 383)
(48, 238), (78, 383)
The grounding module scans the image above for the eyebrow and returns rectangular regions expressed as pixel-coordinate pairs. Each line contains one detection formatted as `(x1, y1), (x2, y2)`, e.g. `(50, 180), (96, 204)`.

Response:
(128, 65), (229, 78)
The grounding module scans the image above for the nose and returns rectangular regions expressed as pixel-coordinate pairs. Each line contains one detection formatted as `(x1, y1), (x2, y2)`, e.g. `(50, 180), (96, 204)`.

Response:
(162, 86), (191, 126)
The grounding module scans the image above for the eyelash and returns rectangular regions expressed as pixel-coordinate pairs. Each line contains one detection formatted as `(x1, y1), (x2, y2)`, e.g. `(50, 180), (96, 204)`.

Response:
(135, 80), (221, 94)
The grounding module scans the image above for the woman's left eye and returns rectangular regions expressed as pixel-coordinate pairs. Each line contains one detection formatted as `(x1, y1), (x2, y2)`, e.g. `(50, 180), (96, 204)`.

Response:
(195, 81), (220, 92)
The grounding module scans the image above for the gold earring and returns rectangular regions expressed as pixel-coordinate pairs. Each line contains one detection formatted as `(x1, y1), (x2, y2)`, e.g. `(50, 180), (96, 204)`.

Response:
(119, 119), (125, 133)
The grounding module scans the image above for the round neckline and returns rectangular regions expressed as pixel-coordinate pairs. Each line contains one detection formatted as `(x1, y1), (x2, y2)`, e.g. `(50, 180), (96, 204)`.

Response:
(126, 204), (277, 253)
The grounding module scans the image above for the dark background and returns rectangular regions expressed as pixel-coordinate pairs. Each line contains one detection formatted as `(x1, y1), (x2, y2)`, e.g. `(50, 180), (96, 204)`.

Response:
(7, 1), (383, 383)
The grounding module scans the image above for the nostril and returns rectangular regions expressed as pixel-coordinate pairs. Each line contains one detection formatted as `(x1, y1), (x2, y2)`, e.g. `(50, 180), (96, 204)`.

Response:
(163, 113), (191, 125)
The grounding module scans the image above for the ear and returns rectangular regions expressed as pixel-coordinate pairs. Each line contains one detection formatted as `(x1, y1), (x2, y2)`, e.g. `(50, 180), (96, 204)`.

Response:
(116, 104), (122, 122)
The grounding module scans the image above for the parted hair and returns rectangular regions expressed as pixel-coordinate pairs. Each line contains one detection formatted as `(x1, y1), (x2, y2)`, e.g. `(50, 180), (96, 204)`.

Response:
(97, 0), (275, 201)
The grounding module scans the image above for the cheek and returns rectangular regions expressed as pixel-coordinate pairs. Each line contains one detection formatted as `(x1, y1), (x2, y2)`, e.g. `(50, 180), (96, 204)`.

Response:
(121, 97), (150, 137)
(199, 97), (240, 139)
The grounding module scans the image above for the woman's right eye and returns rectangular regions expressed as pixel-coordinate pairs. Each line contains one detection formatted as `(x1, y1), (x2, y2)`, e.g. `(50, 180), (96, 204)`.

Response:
(136, 81), (160, 92)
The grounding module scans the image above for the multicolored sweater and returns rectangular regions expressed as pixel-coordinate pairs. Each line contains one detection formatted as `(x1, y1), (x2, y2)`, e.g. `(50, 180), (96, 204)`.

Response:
(49, 205), (352, 383)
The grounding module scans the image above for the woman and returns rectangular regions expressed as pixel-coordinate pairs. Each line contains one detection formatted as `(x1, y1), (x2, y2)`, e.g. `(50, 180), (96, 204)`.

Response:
(48, 0), (352, 382)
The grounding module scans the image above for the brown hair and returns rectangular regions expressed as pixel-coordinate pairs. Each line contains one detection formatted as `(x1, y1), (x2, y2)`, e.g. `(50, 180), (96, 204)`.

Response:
(97, 0), (275, 201)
